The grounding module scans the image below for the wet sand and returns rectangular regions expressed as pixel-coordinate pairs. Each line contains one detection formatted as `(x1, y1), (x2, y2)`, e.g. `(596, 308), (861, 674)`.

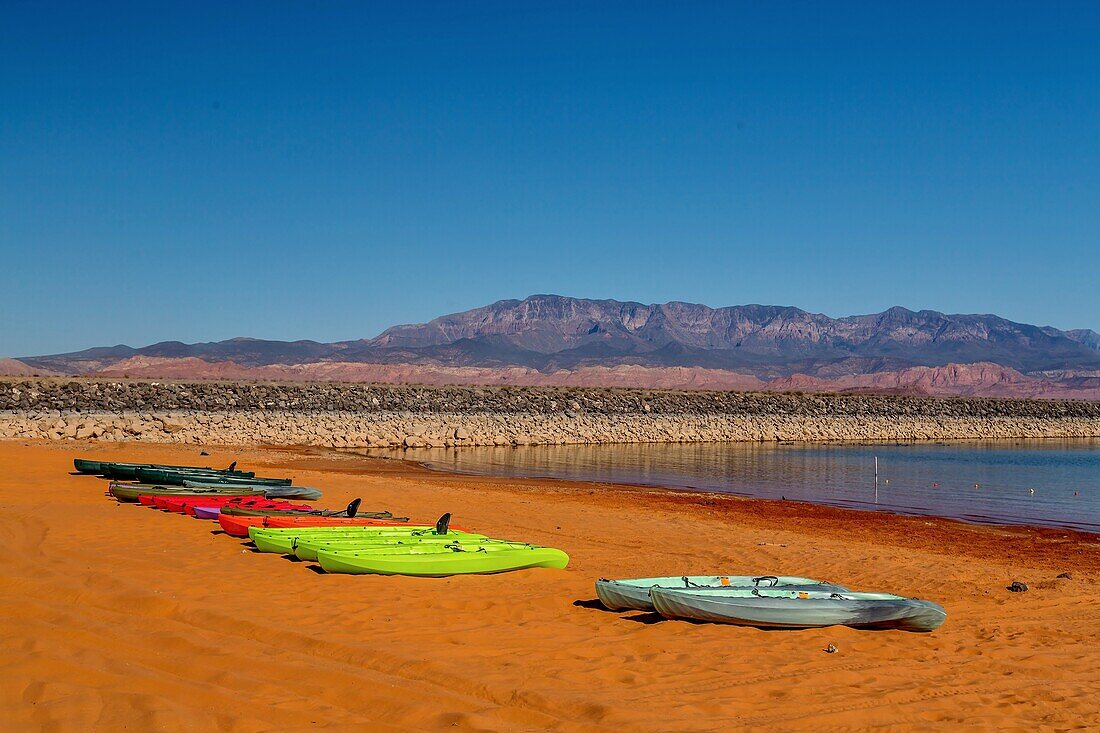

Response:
(1, 440), (1098, 732)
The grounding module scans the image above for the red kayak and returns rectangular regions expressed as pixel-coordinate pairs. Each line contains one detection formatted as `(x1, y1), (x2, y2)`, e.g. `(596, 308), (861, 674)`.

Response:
(218, 513), (418, 538)
(139, 493), (264, 508)
(153, 495), (313, 515)
(181, 498), (313, 517)
(143, 494), (261, 511)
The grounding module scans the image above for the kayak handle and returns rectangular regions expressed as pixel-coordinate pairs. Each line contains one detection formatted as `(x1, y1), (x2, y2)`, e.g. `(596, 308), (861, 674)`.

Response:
(753, 576), (780, 587)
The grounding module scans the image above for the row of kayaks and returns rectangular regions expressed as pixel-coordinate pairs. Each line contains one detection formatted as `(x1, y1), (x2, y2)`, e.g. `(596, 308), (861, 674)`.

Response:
(76, 460), (295, 488)
(596, 576), (946, 631)
(82, 460), (324, 502)
(77, 457), (944, 627)
(79, 457), (571, 577)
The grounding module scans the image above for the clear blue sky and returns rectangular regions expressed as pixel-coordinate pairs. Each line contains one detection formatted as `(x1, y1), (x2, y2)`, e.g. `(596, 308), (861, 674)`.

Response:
(2, 1), (1098, 356)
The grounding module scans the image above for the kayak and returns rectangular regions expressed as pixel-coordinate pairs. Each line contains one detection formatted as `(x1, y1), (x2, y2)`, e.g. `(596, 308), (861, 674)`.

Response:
(108, 464), (253, 481)
(155, 495), (313, 515)
(74, 458), (120, 474)
(195, 504), (336, 518)
(219, 506), (328, 516)
(74, 459), (252, 478)
(136, 492), (247, 506)
(595, 575), (850, 612)
(293, 534), (493, 561)
(180, 481), (323, 501)
(134, 468), (291, 486)
(248, 525), (465, 554)
(220, 514), (414, 538)
(182, 480), (317, 491)
(316, 544), (570, 576)
(264, 515), (420, 529)
(649, 587), (947, 632)
(110, 481), (320, 502)
(194, 504), (315, 519)
(111, 483), (259, 502)
(141, 492), (262, 508)
(160, 495), (278, 510)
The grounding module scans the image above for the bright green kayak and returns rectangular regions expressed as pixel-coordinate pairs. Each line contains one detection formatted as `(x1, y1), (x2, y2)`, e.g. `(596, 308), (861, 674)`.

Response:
(248, 526), (470, 555)
(316, 544), (570, 576)
(110, 483), (259, 502)
(293, 534), (493, 561)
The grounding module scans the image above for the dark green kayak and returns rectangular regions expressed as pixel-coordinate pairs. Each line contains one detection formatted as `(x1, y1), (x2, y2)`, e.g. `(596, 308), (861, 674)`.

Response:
(74, 459), (116, 474)
(83, 462), (255, 481)
(133, 468), (290, 486)
(75, 459), (252, 477)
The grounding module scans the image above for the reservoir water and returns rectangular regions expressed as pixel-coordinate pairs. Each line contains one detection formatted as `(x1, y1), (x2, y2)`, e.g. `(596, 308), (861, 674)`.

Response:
(358, 439), (1100, 532)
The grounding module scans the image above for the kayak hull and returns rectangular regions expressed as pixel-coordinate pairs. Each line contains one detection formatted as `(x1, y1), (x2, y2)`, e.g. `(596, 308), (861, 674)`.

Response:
(111, 483), (259, 502)
(135, 468), (290, 486)
(110, 465), (254, 481)
(220, 514), (414, 538)
(75, 459), (253, 479)
(181, 482), (321, 499)
(248, 526), (467, 554)
(154, 495), (313, 515)
(596, 575), (848, 612)
(293, 534), (491, 561)
(317, 546), (570, 576)
(649, 588), (947, 632)
(181, 481), (322, 501)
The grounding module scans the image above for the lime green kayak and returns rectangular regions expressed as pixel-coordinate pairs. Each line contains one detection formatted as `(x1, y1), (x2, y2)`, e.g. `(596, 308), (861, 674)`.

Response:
(293, 534), (493, 561)
(248, 526), (471, 555)
(316, 544), (570, 576)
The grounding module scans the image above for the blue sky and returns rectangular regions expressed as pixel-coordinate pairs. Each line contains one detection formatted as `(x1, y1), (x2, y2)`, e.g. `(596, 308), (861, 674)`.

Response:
(2, 1), (1097, 356)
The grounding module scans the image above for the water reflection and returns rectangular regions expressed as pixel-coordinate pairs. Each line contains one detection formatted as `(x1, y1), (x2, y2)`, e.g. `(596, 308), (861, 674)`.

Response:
(350, 439), (1100, 532)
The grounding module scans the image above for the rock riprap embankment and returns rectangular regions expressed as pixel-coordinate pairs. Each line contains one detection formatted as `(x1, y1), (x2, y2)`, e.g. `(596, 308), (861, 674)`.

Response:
(1, 378), (1098, 447)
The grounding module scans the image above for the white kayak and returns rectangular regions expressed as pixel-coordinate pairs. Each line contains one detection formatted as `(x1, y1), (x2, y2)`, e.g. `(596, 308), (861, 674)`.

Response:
(650, 587), (946, 632)
(595, 575), (849, 612)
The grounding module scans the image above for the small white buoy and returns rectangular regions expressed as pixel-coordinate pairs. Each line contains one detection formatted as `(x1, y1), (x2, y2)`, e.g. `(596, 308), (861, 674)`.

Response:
(1028, 488), (1035, 495)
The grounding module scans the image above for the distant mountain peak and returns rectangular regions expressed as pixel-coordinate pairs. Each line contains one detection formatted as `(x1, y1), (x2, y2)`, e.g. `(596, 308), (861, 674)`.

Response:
(12, 295), (1099, 399)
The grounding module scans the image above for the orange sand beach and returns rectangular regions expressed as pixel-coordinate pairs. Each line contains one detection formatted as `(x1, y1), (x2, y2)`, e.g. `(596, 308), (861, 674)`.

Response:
(1, 440), (1098, 732)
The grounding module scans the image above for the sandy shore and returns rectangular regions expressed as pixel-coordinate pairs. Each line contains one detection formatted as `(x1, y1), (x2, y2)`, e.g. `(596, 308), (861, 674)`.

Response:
(1, 440), (1098, 732)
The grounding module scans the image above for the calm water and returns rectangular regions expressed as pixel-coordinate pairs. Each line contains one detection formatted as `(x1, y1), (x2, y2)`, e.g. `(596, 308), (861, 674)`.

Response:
(356, 440), (1100, 532)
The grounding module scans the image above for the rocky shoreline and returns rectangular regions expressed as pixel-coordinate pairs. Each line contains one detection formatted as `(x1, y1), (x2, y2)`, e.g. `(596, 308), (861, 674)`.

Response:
(1, 378), (1098, 447)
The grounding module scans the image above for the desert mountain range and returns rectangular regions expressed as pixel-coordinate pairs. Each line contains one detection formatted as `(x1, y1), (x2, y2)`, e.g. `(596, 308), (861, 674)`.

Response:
(7, 295), (1100, 399)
